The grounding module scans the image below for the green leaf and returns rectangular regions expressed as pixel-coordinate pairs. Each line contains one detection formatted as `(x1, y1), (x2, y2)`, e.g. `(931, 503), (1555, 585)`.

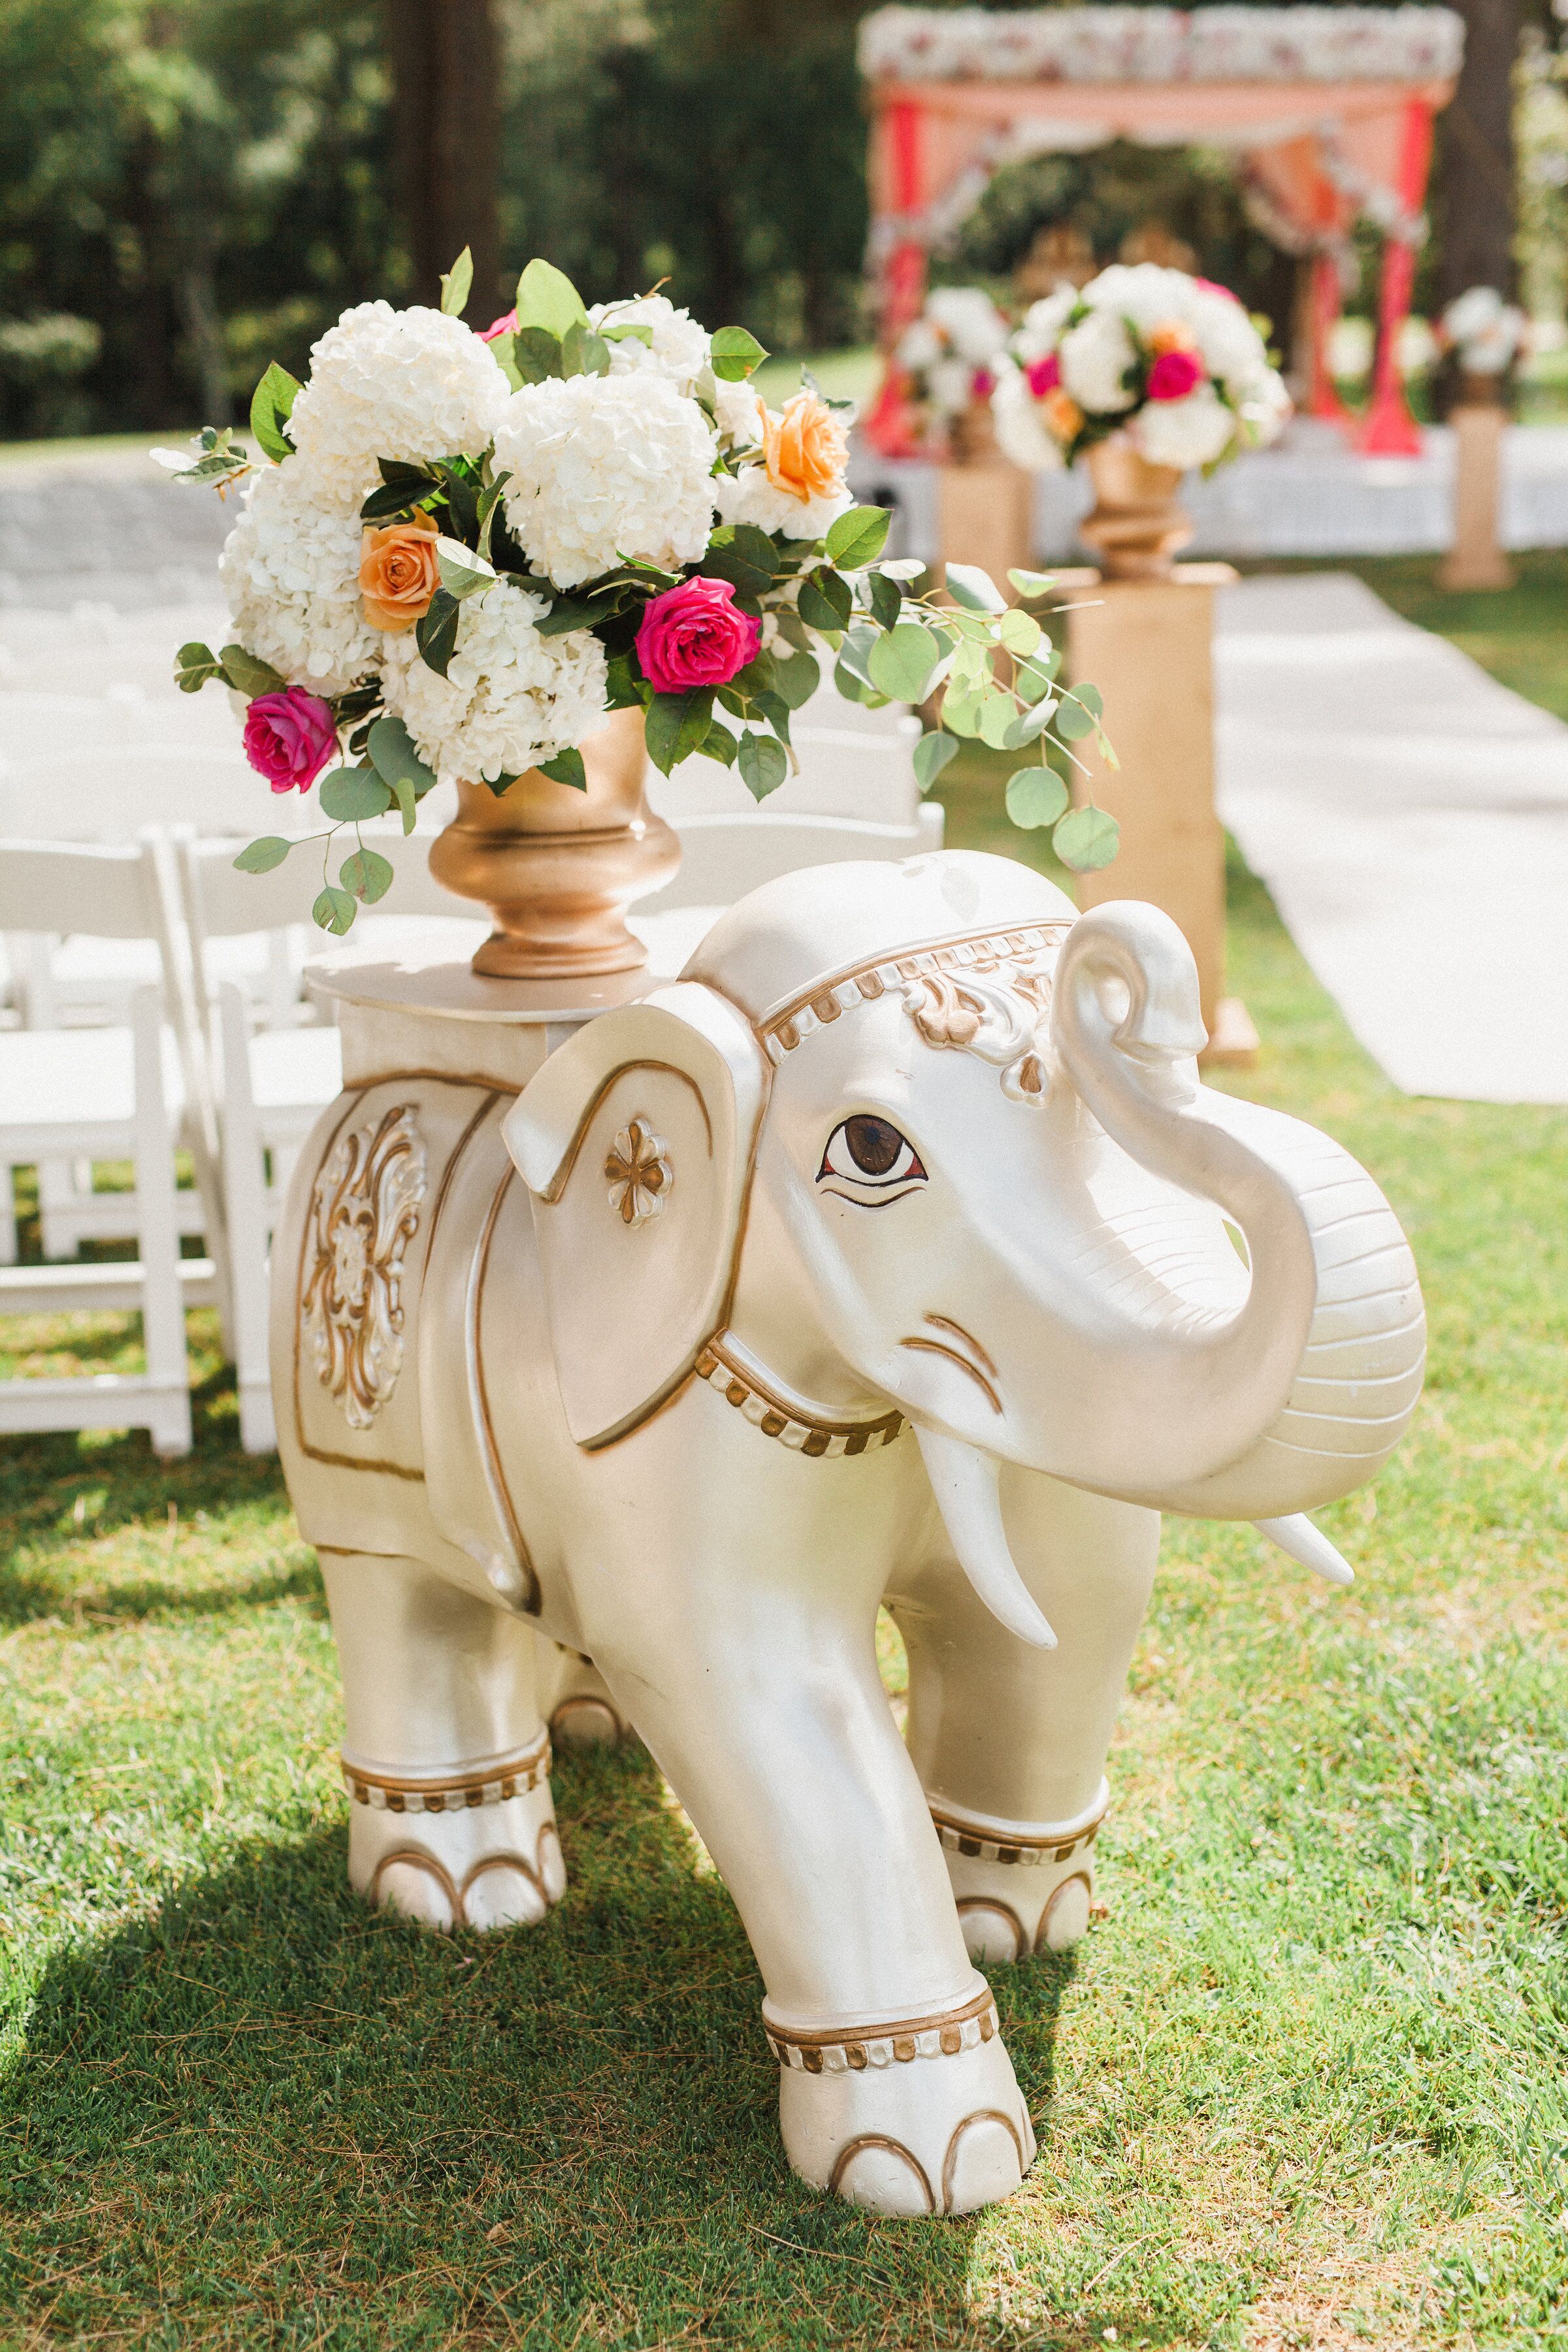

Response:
(367, 715), (438, 798)
(824, 506), (891, 571)
(944, 562), (1006, 614)
(390, 777), (417, 834)
(440, 246), (474, 318)
(710, 325), (768, 382)
(561, 320), (611, 378)
(601, 321), (654, 349)
(233, 835), (291, 873)
(1005, 768), (1070, 830)
(341, 847), (394, 903)
(248, 362), (301, 463)
(700, 717), (738, 766)
(1053, 805), (1120, 872)
(513, 327), (563, 385)
(834, 655), (878, 706)
(752, 689), (793, 743)
(416, 591), (461, 679)
(998, 608), (1043, 659)
(773, 647), (820, 710)
(867, 570), (903, 632)
(435, 536), (497, 600)
(312, 885), (357, 936)
(977, 687), (1020, 749)
(867, 623), (945, 704)
(538, 747), (587, 791)
(1055, 694), (1097, 742)
(319, 766), (393, 821)
(880, 558), (928, 581)
(834, 625), (881, 695)
(738, 728), (789, 800)
(913, 730), (960, 792)
(174, 640), (225, 693)
(1007, 566), (1058, 600)
(488, 330), (523, 392)
(644, 692), (697, 776)
(514, 258), (588, 339)
(940, 685), (985, 740)
(1015, 649), (1062, 704)
(1072, 680), (1104, 720)
(797, 576), (844, 633)
(1002, 700), (1056, 751)
(219, 643), (286, 699)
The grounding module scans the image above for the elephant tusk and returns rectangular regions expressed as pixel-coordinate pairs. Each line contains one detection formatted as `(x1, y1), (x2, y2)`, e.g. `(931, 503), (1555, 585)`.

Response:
(914, 1426), (1058, 1650)
(1253, 1514), (1354, 1586)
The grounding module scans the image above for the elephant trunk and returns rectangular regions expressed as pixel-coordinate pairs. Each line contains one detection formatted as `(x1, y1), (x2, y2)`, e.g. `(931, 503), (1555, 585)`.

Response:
(1047, 904), (1426, 1520)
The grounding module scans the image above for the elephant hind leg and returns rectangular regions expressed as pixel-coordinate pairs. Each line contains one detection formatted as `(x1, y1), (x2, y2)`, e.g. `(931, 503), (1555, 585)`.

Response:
(319, 1549), (566, 1933)
(536, 1642), (636, 1750)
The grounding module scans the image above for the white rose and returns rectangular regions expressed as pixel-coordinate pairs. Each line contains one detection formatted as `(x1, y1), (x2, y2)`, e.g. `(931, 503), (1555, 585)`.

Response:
(711, 465), (853, 542)
(381, 583), (608, 784)
(1081, 264), (1195, 333)
(1013, 286), (1078, 365)
(1132, 384), (1237, 470)
(1190, 288), (1269, 382)
(1059, 308), (1136, 414)
(926, 286), (1011, 365)
(1230, 365), (1292, 447)
(285, 301), (508, 483)
(493, 372), (717, 589)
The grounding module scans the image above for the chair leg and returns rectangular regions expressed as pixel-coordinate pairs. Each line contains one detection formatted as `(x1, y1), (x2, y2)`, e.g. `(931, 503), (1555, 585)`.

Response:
(0, 1167), (15, 1266)
(131, 988), (192, 1458)
(218, 984), (275, 1453)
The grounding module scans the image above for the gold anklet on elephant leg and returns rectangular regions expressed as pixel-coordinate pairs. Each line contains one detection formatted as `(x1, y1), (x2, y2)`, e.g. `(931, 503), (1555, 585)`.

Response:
(763, 1984), (1000, 2074)
(339, 1728), (552, 1814)
(930, 1783), (1109, 1959)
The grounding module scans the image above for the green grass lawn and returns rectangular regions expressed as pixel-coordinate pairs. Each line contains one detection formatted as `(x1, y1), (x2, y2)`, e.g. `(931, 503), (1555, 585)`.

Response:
(3, 577), (1567, 2347)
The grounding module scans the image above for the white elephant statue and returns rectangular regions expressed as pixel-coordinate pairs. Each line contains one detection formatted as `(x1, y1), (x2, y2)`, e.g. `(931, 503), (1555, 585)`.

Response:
(274, 850), (1424, 2219)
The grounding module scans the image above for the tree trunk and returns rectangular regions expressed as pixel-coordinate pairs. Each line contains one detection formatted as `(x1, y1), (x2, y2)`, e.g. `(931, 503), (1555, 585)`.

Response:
(385, 0), (502, 320)
(1435, 0), (1519, 304)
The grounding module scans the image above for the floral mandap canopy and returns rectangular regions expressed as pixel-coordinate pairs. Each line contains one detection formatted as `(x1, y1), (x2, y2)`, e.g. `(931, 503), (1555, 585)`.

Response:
(859, 5), (1463, 457)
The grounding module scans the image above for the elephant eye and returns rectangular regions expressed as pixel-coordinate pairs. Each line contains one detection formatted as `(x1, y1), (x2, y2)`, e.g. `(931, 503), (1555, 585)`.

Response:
(818, 1115), (927, 1198)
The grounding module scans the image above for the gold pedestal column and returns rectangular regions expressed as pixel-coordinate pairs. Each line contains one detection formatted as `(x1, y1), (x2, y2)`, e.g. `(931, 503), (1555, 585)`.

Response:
(1439, 399), (1514, 592)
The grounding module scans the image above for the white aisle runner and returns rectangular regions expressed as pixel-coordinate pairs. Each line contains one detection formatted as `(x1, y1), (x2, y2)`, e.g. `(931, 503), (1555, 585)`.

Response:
(1215, 574), (1568, 1104)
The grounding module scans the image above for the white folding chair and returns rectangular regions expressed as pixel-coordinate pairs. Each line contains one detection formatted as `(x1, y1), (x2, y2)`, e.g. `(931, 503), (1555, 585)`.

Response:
(0, 745), (287, 845)
(0, 841), (212, 1456)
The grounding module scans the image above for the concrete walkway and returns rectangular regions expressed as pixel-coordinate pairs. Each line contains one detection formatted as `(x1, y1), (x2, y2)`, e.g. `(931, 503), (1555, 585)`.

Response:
(1215, 572), (1568, 1103)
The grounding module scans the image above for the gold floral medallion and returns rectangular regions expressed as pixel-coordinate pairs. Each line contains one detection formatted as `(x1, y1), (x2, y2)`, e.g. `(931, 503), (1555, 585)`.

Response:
(302, 1105), (427, 1428)
(604, 1118), (672, 1228)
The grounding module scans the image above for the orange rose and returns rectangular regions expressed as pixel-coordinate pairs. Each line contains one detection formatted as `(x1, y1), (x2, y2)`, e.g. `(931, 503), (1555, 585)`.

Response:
(360, 514), (440, 632)
(761, 392), (850, 504)
(1148, 320), (1199, 357)
(1041, 387), (1084, 444)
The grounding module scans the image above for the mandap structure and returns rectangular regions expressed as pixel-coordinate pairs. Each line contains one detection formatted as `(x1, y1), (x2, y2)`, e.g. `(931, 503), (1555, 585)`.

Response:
(860, 4), (1463, 459)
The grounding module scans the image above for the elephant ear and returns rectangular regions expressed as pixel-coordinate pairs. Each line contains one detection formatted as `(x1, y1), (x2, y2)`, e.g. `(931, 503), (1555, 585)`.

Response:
(502, 983), (769, 1450)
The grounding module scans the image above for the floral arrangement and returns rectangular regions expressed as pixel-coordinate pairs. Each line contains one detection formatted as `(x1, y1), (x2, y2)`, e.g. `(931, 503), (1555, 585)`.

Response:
(990, 263), (1291, 473)
(1436, 287), (1530, 378)
(160, 252), (1119, 928)
(858, 7), (1463, 88)
(893, 286), (1013, 449)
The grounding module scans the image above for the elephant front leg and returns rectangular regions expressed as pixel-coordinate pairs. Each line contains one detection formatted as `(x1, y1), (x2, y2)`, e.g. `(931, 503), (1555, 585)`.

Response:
(892, 1476), (1159, 1965)
(319, 1550), (566, 1932)
(570, 1446), (1035, 2219)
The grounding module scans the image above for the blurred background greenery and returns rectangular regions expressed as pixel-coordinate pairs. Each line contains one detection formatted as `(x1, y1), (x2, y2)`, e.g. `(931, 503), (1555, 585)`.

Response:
(1, 0), (1565, 442)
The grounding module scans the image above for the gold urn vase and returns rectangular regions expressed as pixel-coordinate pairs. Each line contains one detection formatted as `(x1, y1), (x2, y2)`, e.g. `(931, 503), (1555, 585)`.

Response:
(1077, 438), (1194, 581)
(427, 706), (680, 979)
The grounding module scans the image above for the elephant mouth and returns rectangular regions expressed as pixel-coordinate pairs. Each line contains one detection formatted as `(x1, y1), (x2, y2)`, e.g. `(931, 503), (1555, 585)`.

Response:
(899, 1317), (1003, 1415)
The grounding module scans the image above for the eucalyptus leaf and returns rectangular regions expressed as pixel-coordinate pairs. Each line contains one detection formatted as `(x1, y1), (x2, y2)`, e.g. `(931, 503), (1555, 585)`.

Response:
(912, 730), (960, 792)
(1015, 649), (1062, 703)
(1007, 566), (1058, 599)
(513, 327), (563, 385)
(824, 506), (890, 572)
(219, 644), (286, 698)
(1002, 700), (1056, 751)
(1055, 694), (1097, 742)
(977, 687), (1020, 749)
(738, 728), (788, 800)
(998, 608), (1043, 659)
(319, 766), (393, 822)
(867, 623), (944, 705)
(868, 570), (902, 631)
(439, 246), (474, 318)
(233, 835), (291, 873)
(514, 257), (587, 338)
(943, 561), (1007, 614)
(367, 715), (439, 798)
(940, 685), (985, 740)
(1073, 680), (1105, 719)
(435, 536), (497, 600)
(1004, 768), (1069, 830)
(797, 576), (844, 634)
(601, 321), (654, 349)
(561, 320), (610, 378)
(538, 747), (587, 791)
(341, 847), (394, 903)
(1053, 804), (1120, 872)
(773, 647), (821, 710)
(390, 777), (417, 834)
(710, 325), (768, 382)
(312, 884), (357, 936)
(879, 558), (928, 581)
(174, 640), (225, 693)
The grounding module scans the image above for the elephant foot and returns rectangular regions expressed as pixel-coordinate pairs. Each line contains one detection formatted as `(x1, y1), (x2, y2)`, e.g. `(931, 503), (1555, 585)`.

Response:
(930, 1782), (1108, 1963)
(769, 1984), (1035, 2217)
(539, 1648), (634, 1750)
(342, 1732), (565, 1933)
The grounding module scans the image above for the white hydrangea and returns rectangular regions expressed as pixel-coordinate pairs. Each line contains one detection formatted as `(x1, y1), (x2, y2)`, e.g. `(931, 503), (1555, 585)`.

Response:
(926, 286), (1011, 365)
(218, 455), (382, 696)
(1060, 307), (1137, 415)
(1081, 265), (1197, 334)
(711, 463), (853, 542)
(1012, 286), (1079, 366)
(990, 364), (1064, 472)
(286, 301), (508, 483)
(381, 582), (608, 783)
(1230, 365), (1292, 447)
(710, 375), (765, 451)
(493, 372), (717, 589)
(1188, 287), (1270, 384)
(896, 318), (944, 370)
(1132, 383), (1237, 470)
(587, 293), (711, 396)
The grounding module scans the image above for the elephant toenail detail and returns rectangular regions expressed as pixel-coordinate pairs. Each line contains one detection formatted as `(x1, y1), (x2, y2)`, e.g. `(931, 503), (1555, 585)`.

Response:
(368, 1848), (461, 1931)
(1037, 1873), (1093, 1953)
(956, 1897), (1028, 1965)
(828, 2135), (935, 2216)
(549, 1695), (626, 1748)
(941, 2110), (1028, 2215)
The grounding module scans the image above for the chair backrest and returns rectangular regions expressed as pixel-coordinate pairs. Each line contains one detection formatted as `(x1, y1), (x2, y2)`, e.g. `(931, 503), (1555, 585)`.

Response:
(178, 825), (474, 983)
(0, 747), (282, 843)
(639, 811), (938, 913)
(0, 836), (167, 941)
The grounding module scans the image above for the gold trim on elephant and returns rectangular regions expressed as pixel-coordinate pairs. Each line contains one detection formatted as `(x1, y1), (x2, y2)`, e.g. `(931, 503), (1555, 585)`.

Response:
(928, 1790), (1108, 1867)
(694, 1334), (905, 1458)
(765, 1984), (999, 2072)
(302, 1104), (427, 1429)
(605, 1117), (672, 1226)
(340, 1729), (551, 1813)
(756, 923), (1071, 1066)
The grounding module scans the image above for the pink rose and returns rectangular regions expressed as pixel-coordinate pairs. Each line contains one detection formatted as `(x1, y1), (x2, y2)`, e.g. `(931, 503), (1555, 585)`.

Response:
(1192, 277), (1239, 302)
(1147, 349), (1205, 402)
(481, 308), (517, 342)
(1024, 353), (1061, 397)
(971, 367), (996, 400)
(242, 687), (338, 794)
(635, 577), (762, 696)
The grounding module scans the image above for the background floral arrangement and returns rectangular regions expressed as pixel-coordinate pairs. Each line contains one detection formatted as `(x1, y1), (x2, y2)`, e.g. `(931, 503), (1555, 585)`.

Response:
(989, 261), (1291, 472)
(892, 286), (1013, 451)
(161, 251), (1119, 932)
(1435, 286), (1531, 378)
(857, 6), (1465, 88)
